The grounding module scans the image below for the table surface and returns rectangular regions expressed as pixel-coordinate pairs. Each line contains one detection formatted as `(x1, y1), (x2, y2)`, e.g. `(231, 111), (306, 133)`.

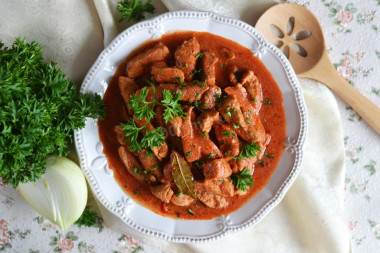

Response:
(1, 0), (380, 252)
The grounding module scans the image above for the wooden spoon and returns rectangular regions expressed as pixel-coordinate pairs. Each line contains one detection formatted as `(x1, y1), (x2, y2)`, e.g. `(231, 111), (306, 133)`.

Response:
(256, 3), (380, 135)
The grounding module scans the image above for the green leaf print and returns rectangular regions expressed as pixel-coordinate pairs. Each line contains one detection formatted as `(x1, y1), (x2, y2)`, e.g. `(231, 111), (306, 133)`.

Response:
(364, 160), (376, 176)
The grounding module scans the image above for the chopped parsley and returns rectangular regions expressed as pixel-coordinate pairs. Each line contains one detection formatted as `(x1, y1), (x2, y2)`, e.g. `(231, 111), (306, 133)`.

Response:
(133, 164), (142, 176)
(194, 80), (207, 88)
(194, 52), (203, 58)
(190, 69), (202, 77)
(187, 208), (195, 216)
(175, 77), (186, 90)
(186, 151), (193, 157)
(264, 98), (272, 105)
(223, 131), (231, 137)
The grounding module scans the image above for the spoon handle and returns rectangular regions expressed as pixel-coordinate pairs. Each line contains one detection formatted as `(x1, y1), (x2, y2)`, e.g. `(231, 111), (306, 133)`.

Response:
(303, 53), (380, 135)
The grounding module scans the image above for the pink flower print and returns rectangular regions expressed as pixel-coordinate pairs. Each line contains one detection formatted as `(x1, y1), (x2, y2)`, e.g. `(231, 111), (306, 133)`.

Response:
(355, 51), (364, 61)
(349, 221), (357, 230)
(337, 65), (352, 81)
(124, 235), (140, 247)
(0, 219), (10, 245)
(342, 56), (351, 67)
(57, 237), (74, 252)
(337, 9), (354, 25)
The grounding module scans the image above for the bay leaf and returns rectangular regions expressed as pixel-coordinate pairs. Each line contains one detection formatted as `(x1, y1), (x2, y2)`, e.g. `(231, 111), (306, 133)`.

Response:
(171, 151), (196, 199)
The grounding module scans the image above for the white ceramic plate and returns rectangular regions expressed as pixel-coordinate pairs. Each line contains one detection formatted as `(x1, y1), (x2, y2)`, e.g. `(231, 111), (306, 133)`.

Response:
(74, 11), (307, 243)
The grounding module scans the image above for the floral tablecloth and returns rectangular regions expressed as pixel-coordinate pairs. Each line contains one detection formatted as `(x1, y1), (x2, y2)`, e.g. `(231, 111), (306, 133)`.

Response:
(1, 0), (380, 252)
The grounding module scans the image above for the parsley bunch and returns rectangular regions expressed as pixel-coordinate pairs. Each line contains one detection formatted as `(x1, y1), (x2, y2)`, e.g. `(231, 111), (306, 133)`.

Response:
(0, 38), (105, 186)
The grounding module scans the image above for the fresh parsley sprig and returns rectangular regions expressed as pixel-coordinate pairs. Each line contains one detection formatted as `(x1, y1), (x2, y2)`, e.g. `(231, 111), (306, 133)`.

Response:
(141, 127), (166, 150)
(231, 168), (254, 191)
(117, 0), (155, 22)
(121, 119), (144, 152)
(128, 85), (156, 122)
(75, 206), (98, 228)
(233, 142), (261, 161)
(161, 90), (186, 123)
(120, 119), (166, 152)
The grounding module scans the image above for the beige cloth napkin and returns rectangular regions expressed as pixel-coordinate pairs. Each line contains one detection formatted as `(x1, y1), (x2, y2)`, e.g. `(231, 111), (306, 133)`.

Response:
(0, 0), (349, 252)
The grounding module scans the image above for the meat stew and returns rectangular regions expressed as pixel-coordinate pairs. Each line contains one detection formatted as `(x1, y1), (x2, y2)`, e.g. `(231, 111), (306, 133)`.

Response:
(98, 31), (286, 219)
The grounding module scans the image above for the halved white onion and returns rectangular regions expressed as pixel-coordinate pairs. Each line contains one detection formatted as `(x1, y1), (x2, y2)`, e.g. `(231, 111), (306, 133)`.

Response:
(19, 156), (87, 230)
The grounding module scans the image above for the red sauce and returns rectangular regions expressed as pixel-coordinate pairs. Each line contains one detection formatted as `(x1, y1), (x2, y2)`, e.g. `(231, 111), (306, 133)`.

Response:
(98, 31), (286, 219)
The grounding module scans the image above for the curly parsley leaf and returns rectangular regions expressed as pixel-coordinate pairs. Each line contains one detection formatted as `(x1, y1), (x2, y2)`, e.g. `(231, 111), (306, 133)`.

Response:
(233, 142), (261, 161)
(117, 0), (155, 22)
(120, 119), (143, 152)
(0, 38), (105, 186)
(75, 207), (97, 228)
(141, 127), (166, 150)
(128, 86), (155, 122)
(231, 168), (254, 191)
(161, 89), (187, 123)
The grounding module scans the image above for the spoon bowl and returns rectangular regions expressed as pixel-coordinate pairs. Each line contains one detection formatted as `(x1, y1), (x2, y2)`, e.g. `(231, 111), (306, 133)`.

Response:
(256, 3), (380, 135)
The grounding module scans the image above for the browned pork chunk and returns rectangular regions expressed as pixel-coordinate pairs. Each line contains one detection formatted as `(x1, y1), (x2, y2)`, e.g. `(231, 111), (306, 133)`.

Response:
(114, 125), (127, 146)
(202, 158), (232, 180)
(200, 85), (222, 109)
(213, 122), (240, 157)
(127, 42), (170, 78)
(118, 146), (145, 182)
(240, 70), (263, 113)
(159, 83), (208, 103)
(230, 156), (256, 174)
(170, 193), (195, 207)
(181, 107), (222, 162)
(137, 149), (162, 180)
(175, 37), (200, 81)
(197, 109), (219, 133)
(194, 181), (230, 208)
(151, 183), (174, 203)
(151, 65), (185, 84)
(201, 51), (218, 86)
(118, 76), (139, 108)
(163, 162), (173, 182)
(218, 95), (266, 146)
